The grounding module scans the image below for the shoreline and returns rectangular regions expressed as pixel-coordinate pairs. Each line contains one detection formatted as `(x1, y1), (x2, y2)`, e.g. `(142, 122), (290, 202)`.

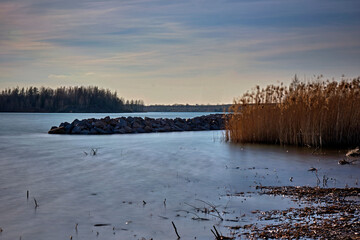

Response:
(224, 185), (360, 239)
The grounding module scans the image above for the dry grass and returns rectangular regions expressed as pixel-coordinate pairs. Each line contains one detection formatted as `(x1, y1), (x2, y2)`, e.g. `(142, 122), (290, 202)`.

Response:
(226, 76), (360, 147)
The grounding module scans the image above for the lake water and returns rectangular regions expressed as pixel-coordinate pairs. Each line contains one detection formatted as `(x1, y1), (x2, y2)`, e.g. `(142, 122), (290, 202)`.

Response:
(0, 112), (359, 240)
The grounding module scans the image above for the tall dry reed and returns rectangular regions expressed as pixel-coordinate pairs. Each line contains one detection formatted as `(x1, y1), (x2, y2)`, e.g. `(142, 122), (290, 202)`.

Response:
(226, 77), (360, 147)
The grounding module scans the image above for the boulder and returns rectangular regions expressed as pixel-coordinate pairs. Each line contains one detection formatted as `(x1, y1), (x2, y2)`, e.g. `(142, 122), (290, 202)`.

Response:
(93, 121), (106, 129)
(104, 125), (114, 134)
(60, 122), (70, 127)
(90, 128), (98, 134)
(127, 117), (134, 124)
(173, 126), (184, 131)
(65, 124), (73, 133)
(132, 121), (141, 129)
(144, 126), (153, 133)
(203, 123), (210, 130)
(114, 128), (126, 134)
(124, 126), (133, 133)
(135, 127), (145, 133)
(81, 129), (90, 134)
(93, 127), (107, 134)
(48, 126), (66, 134)
(116, 119), (127, 128)
(71, 126), (82, 134)
(210, 124), (219, 130)
(109, 119), (118, 126)
(85, 121), (93, 129)
(72, 119), (80, 124)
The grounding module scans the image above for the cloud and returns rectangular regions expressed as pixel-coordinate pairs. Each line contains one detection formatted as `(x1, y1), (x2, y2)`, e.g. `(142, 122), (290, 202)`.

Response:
(0, 0), (360, 104)
(48, 74), (70, 79)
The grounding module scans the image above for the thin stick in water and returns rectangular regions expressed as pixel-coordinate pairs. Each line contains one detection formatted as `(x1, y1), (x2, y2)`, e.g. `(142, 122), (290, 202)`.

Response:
(213, 225), (221, 238)
(211, 229), (218, 239)
(171, 221), (180, 239)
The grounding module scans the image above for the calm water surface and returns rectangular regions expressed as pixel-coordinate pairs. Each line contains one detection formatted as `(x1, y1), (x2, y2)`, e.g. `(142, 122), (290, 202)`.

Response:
(0, 113), (358, 240)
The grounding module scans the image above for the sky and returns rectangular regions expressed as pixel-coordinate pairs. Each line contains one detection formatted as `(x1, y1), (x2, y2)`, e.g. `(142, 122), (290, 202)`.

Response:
(0, 0), (360, 104)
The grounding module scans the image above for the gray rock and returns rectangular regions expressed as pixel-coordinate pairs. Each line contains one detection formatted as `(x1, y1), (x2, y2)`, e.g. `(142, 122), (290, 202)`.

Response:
(117, 119), (127, 128)
(60, 122), (70, 127)
(71, 126), (82, 134)
(183, 125), (192, 131)
(173, 126), (183, 131)
(85, 121), (93, 129)
(136, 127), (145, 133)
(156, 125), (171, 132)
(132, 121), (141, 129)
(90, 128), (98, 134)
(104, 125), (114, 134)
(210, 124), (219, 130)
(80, 129), (90, 134)
(93, 121), (106, 129)
(155, 127), (166, 132)
(144, 126), (153, 133)
(114, 128), (126, 134)
(93, 127), (107, 134)
(127, 117), (134, 123)
(109, 119), (118, 126)
(124, 126), (133, 133)
(65, 124), (73, 133)
(48, 126), (66, 134)
(73, 119), (80, 124)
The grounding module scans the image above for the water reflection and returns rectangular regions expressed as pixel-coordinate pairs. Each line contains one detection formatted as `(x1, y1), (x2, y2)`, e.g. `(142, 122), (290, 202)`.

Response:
(0, 113), (358, 240)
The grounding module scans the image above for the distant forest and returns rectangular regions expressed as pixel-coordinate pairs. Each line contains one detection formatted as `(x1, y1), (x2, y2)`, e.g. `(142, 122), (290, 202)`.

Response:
(0, 86), (144, 112)
(144, 104), (232, 112)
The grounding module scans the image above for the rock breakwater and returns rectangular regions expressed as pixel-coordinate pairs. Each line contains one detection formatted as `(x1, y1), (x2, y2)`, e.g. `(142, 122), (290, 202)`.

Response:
(48, 114), (226, 134)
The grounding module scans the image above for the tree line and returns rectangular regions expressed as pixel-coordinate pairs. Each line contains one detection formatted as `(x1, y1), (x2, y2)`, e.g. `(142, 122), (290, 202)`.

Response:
(144, 104), (232, 112)
(0, 86), (144, 112)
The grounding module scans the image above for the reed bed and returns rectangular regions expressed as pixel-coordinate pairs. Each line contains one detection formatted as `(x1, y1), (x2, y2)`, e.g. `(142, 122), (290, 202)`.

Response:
(226, 77), (360, 147)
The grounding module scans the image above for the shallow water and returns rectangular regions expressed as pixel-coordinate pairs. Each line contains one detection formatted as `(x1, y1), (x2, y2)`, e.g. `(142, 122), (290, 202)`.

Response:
(0, 113), (358, 240)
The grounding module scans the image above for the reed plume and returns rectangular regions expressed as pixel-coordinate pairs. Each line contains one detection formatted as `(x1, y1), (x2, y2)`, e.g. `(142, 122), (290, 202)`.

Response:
(226, 76), (360, 147)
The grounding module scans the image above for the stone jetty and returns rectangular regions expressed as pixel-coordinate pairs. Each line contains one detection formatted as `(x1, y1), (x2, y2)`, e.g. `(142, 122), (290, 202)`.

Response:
(48, 114), (226, 134)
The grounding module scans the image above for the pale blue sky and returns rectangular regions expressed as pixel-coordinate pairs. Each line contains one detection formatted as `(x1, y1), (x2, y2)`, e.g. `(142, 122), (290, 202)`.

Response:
(1, 0), (359, 104)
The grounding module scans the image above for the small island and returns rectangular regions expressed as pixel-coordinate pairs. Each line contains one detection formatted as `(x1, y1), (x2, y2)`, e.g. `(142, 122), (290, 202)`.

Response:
(48, 114), (226, 134)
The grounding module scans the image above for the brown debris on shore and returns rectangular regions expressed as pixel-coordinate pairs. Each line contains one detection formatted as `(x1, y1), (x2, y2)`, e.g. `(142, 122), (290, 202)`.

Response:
(257, 186), (360, 203)
(232, 186), (360, 239)
(346, 147), (360, 158)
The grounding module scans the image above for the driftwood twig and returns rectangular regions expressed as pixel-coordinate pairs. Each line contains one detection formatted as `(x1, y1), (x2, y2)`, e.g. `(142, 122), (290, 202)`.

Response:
(171, 221), (180, 239)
